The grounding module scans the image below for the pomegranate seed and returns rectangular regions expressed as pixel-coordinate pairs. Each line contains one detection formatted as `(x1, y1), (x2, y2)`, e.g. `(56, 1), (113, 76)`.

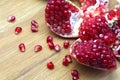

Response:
(19, 43), (26, 52)
(34, 45), (42, 52)
(31, 20), (38, 27)
(48, 42), (54, 49)
(54, 44), (61, 52)
(65, 55), (72, 63)
(8, 15), (16, 22)
(31, 25), (38, 32)
(107, 10), (116, 20)
(47, 61), (54, 70)
(15, 27), (22, 35)
(64, 40), (70, 49)
(46, 36), (53, 43)
(72, 76), (80, 80)
(62, 58), (69, 66)
(71, 70), (79, 77)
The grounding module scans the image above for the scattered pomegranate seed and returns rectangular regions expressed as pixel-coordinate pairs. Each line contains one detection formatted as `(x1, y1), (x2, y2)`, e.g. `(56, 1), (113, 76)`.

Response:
(46, 36), (53, 43)
(31, 20), (38, 27)
(34, 45), (42, 52)
(47, 61), (54, 70)
(31, 25), (38, 32)
(71, 70), (79, 77)
(64, 40), (70, 49)
(15, 27), (22, 35)
(8, 15), (16, 22)
(62, 58), (69, 66)
(72, 76), (80, 80)
(54, 44), (61, 52)
(62, 55), (72, 66)
(48, 42), (55, 49)
(19, 43), (26, 52)
(65, 55), (72, 63)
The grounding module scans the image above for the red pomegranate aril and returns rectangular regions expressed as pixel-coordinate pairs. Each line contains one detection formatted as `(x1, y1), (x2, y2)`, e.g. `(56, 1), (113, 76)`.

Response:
(54, 44), (61, 52)
(72, 76), (80, 80)
(62, 58), (69, 66)
(19, 43), (26, 52)
(47, 36), (53, 43)
(34, 45), (42, 52)
(8, 16), (16, 22)
(48, 42), (54, 49)
(31, 25), (38, 32)
(107, 10), (116, 20)
(64, 40), (70, 49)
(15, 27), (22, 35)
(31, 20), (38, 27)
(71, 70), (79, 77)
(47, 61), (54, 70)
(65, 55), (72, 63)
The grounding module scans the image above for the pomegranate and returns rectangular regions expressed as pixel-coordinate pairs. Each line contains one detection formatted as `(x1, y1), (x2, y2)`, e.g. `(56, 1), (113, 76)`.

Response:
(63, 40), (70, 49)
(45, 0), (81, 38)
(70, 39), (117, 70)
(45, 0), (109, 38)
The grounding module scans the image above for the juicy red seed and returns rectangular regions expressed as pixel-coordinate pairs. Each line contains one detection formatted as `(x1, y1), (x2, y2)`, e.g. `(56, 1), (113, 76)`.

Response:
(64, 40), (70, 49)
(65, 55), (72, 63)
(48, 42), (54, 49)
(62, 58), (69, 66)
(31, 25), (38, 32)
(19, 43), (26, 52)
(72, 76), (80, 80)
(47, 61), (54, 70)
(71, 70), (79, 77)
(8, 16), (16, 22)
(54, 44), (61, 52)
(15, 27), (22, 35)
(107, 10), (116, 20)
(34, 45), (42, 52)
(31, 20), (38, 27)
(47, 36), (53, 43)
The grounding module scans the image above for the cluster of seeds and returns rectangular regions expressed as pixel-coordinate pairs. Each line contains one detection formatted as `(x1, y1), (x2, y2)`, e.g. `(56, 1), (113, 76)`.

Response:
(45, 0), (79, 35)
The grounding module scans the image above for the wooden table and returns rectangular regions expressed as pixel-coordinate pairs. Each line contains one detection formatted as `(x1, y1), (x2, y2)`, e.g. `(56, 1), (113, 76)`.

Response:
(0, 0), (120, 80)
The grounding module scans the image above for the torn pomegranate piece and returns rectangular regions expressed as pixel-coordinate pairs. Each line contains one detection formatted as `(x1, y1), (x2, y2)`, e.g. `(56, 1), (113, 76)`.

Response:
(79, 15), (116, 46)
(45, 0), (81, 38)
(70, 39), (117, 71)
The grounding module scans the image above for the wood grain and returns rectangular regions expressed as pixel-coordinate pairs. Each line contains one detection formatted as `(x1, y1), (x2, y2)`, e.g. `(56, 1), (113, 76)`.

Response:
(0, 0), (120, 80)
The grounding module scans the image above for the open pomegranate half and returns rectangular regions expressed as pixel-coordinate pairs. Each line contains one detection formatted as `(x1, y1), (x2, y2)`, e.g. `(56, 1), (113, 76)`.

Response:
(45, 0), (81, 38)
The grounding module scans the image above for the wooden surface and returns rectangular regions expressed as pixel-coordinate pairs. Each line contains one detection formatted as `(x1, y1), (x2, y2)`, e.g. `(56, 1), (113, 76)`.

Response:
(0, 0), (120, 80)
